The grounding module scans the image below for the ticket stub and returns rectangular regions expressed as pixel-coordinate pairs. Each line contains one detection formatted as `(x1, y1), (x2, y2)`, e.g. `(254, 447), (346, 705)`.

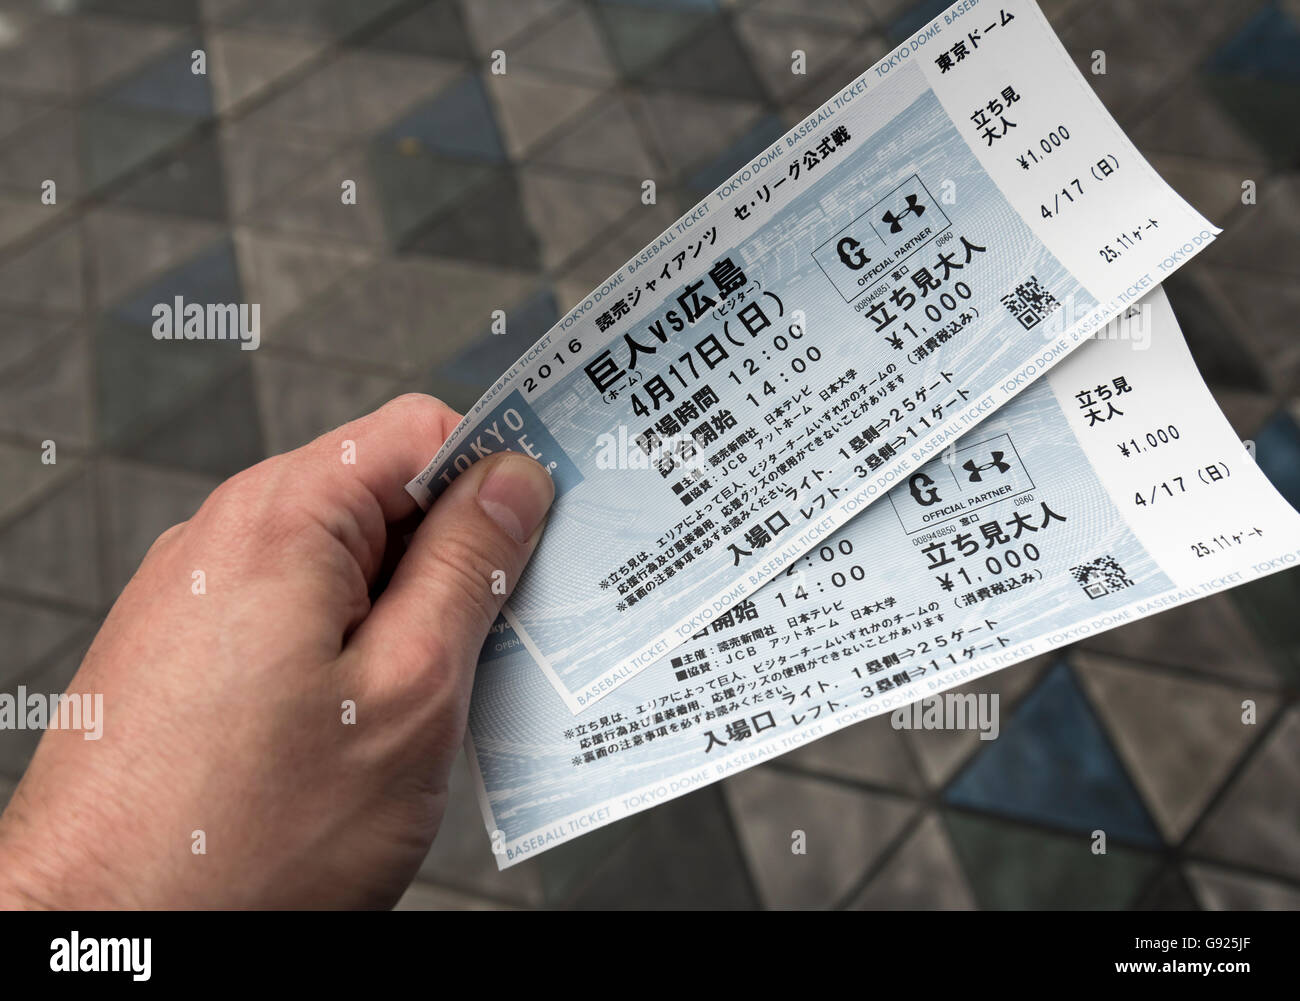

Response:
(465, 287), (1300, 868)
(408, 0), (1219, 711)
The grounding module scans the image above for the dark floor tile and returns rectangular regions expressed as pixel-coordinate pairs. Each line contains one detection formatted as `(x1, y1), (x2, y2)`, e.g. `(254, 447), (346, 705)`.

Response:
(1188, 708), (1300, 880)
(360, 0), (474, 61)
(560, 785), (759, 909)
(404, 170), (541, 270)
(105, 134), (228, 221)
(945, 662), (1162, 848)
(943, 809), (1161, 909)
(102, 39), (213, 117)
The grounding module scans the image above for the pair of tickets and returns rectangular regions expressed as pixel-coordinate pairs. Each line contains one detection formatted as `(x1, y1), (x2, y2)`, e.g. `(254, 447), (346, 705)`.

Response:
(406, 0), (1300, 867)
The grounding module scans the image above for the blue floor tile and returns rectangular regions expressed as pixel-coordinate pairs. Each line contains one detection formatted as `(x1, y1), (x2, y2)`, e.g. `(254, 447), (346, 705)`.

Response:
(945, 661), (1163, 847)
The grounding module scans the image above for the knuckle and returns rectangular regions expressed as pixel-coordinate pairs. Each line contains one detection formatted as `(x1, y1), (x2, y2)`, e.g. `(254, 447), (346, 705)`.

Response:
(143, 521), (188, 559)
(384, 393), (455, 434)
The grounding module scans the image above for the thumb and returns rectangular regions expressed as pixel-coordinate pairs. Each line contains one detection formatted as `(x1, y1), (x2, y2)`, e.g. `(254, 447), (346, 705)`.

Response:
(347, 450), (555, 695)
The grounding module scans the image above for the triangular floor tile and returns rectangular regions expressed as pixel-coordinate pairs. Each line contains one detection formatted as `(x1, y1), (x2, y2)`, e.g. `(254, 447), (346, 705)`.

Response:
(1079, 590), (1283, 689)
(902, 653), (1051, 789)
(1187, 862), (1300, 910)
(79, 102), (203, 193)
(0, 225), (83, 313)
(279, 256), (533, 374)
(80, 1), (200, 26)
(0, 468), (101, 609)
(592, 2), (709, 78)
(107, 238), (244, 329)
(0, 92), (59, 144)
(724, 765), (917, 909)
(1073, 651), (1279, 842)
(113, 364), (264, 482)
(511, 5), (617, 84)
(1229, 567), (1300, 688)
(218, 122), (338, 218)
(232, 228), (373, 335)
(85, 206), (225, 307)
(735, 12), (858, 103)
(641, 15), (764, 99)
(0, 16), (76, 96)
(0, 328), (92, 449)
(252, 355), (397, 455)
(437, 285), (556, 393)
(684, 112), (785, 194)
(380, 73), (505, 161)
(561, 785), (758, 908)
(95, 314), (244, 453)
(458, 0), (568, 57)
(850, 812), (976, 909)
(102, 40), (213, 117)
(1207, 269), (1300, 396)
(206, 29), (325, 113)
(945, 661), (1162, 847)
(1188, 708), (1300, 880)
(243, 150), (385, 246)
(71, 14), (185, 93)
(404, 171), (541, 270)
(361, 0), (475, 61)
(0, 108), (82, 199)
(943, 810), (1160, 909)
(0, 442), (78, 526)
(1163, 273), (1268, 391)
(530, 95), (655, 179)
(104, 132), (229, 221)
(0, 196), (55, 252)
(633, 90), (765, 177)
(1133, 864), (1200, 910)
(517, 168), (635, 269)
(368, 146), (499, 249)
(485, 71), (605, 160)
(752, 0), (869, 28)
(1251, 409), (1300, 510)
(0, 596), (94, 689)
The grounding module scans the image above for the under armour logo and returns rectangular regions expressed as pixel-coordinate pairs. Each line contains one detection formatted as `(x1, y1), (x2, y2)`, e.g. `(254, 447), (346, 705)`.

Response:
(962, 451), (1011, 482)
(881, 193), (925, 234)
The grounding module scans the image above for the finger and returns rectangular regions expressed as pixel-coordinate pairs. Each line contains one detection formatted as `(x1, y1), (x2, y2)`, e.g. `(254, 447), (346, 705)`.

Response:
(295, 392), (463, 523)
(345, 450), (555, 699)
(260, 393), (463, 589)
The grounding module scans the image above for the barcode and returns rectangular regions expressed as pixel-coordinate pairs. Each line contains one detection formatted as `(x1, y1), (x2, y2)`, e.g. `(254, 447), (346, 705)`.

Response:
(1001, 275), (1061, 330)
(1069, 555), (1134, 599)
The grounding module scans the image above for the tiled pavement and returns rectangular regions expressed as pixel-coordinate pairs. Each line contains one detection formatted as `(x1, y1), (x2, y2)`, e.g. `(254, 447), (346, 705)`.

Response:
(0, 0), (1297, 909)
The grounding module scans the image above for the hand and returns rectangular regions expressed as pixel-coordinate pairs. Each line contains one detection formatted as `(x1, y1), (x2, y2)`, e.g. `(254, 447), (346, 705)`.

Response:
(0, 394), (555, 909)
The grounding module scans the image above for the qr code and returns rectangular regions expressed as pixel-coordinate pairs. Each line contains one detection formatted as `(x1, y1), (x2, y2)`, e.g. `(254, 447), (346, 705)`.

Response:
(1069, 555), (1134, 599)
(1001, 276), (1061, 330)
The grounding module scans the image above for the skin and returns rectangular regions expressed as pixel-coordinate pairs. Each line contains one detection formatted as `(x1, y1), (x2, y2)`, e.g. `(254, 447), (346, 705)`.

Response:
(0, 394), (555, 909)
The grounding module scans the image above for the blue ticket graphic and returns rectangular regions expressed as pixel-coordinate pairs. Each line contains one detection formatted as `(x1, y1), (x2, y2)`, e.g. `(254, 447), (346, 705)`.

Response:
(465, 288), (1300, 867)
(409, 0), (1219, 711)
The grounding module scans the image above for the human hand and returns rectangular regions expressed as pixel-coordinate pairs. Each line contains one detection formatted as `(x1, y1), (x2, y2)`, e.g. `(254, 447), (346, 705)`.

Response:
(0, 394), (554, 908)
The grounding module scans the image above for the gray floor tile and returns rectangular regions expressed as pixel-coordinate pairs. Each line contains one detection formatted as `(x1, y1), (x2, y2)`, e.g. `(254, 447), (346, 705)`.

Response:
(723, 765), (917, 909)
(1188, 708), (1300, 880)
(850, 811), (977, 910)
(1186, 862), (1300, 910)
